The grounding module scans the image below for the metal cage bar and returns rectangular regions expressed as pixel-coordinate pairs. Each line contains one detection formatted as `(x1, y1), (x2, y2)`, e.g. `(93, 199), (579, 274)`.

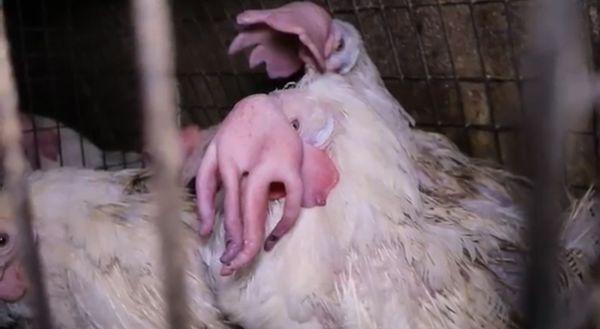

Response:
(467, 1), (504, 162)
(432, 0), (472, 154)
(64, 0), (90, 169)
(38, 0), (64, 168)
(520, 0), (598, 327)
(130, 0), (189, 328)
(400, 0), (444, 132)
(14, 0), (42, 169)
(375, 0), (405, 79)
(201, 0), (247, 123)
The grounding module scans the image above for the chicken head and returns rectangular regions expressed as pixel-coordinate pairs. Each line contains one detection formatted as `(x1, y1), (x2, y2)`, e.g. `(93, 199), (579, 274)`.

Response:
(196, 92), (338, 276)
(0, 198), (27, 303)
(229, 1), (361, 78)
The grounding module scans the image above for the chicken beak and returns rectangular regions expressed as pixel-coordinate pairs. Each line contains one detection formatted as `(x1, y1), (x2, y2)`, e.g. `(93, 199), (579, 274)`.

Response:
(0, 260), (28, 303)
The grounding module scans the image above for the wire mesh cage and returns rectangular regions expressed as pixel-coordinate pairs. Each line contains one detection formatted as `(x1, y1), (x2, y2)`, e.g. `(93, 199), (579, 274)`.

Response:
(1, 0), (600, 328)
(5, 0), (600, 189)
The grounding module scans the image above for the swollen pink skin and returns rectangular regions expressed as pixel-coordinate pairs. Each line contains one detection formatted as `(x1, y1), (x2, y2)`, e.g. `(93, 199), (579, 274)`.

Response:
(196, 93), (339, 276)
(197, 94), (304, 276)
(228, 1), (332, 78)
(263, 143), (339, 251)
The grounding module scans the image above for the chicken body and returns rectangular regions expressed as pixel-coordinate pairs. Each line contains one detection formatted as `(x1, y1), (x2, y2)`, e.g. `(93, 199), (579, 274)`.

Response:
(199, 75), (600, 329)
(1, 168), (229, 329)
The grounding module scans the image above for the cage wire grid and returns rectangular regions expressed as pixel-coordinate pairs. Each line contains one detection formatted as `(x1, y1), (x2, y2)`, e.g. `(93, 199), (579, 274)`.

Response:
(5, 0), (147, 171)
(6, 0), (599, 189)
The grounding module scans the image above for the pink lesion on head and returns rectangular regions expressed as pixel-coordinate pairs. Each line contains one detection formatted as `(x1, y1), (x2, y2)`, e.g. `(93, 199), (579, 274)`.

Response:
(192, 90), (343, 273)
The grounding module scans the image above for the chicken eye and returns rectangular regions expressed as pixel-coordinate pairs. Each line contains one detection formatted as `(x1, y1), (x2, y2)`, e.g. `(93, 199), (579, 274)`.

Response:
(336, 37), (345, 52)
(291, 119), (300, 131)
(0, 232), (9, 248)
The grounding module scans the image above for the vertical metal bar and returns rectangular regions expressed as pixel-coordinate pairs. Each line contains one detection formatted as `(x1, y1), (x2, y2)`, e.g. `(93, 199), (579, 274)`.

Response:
(200, 2), (245, 122)
(401, 0), (443, 131)
(502, 0), (525, 114)
(198, 73), (223, 122)
(65, 0), (89, 169)
(583, 0), (600, 183)
(39, 0), (64, 167)
(375, 0), (405, 79)
(520, 0), (595, 327)
(101, 151), (108, 169)
(433, 0), (472, 154)
(14, 0), (41, 169)
(466, 2), (503, 162)
(184, 75), (216, 124)
(130, 1), (188, 329)
(121, 150), (127, 169)
(0, 4), (53, 329)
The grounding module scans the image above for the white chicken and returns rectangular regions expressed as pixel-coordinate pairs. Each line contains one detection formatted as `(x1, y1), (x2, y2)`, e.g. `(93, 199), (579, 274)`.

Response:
(0, 168), (230, 329)
(19, 113), (144, 171)
(0, 114), (145, 190)
(227, 1), (527, 227)
(197, 74), (600, 329)
(1, 75), (598, 329)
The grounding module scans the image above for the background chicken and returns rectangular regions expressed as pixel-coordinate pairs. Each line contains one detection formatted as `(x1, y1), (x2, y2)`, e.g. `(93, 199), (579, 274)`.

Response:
(0, 113), (144, 189)
(19, 113), (143, 171)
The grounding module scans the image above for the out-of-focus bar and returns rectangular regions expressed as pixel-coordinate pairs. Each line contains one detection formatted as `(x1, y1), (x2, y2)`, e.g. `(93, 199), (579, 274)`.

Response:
(130, 0), (189, 328)
(0, 4), (53, 329)
(521, 0), (596, 328)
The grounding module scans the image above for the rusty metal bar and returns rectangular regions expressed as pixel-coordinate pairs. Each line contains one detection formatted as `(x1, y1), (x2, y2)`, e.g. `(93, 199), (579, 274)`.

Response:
(130, 0), (189, 328)
(401, 0), (444, 130)
(65, 0), (90, 169)
(14, 0), (42, 169)
(201, 1), (246, 122)
(39, 0), (64, 168)
(467, 1), (503, 162)
(432, 0), (472, 154)
(0, 4), (53, 329)
(520, 0), (596, 327)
